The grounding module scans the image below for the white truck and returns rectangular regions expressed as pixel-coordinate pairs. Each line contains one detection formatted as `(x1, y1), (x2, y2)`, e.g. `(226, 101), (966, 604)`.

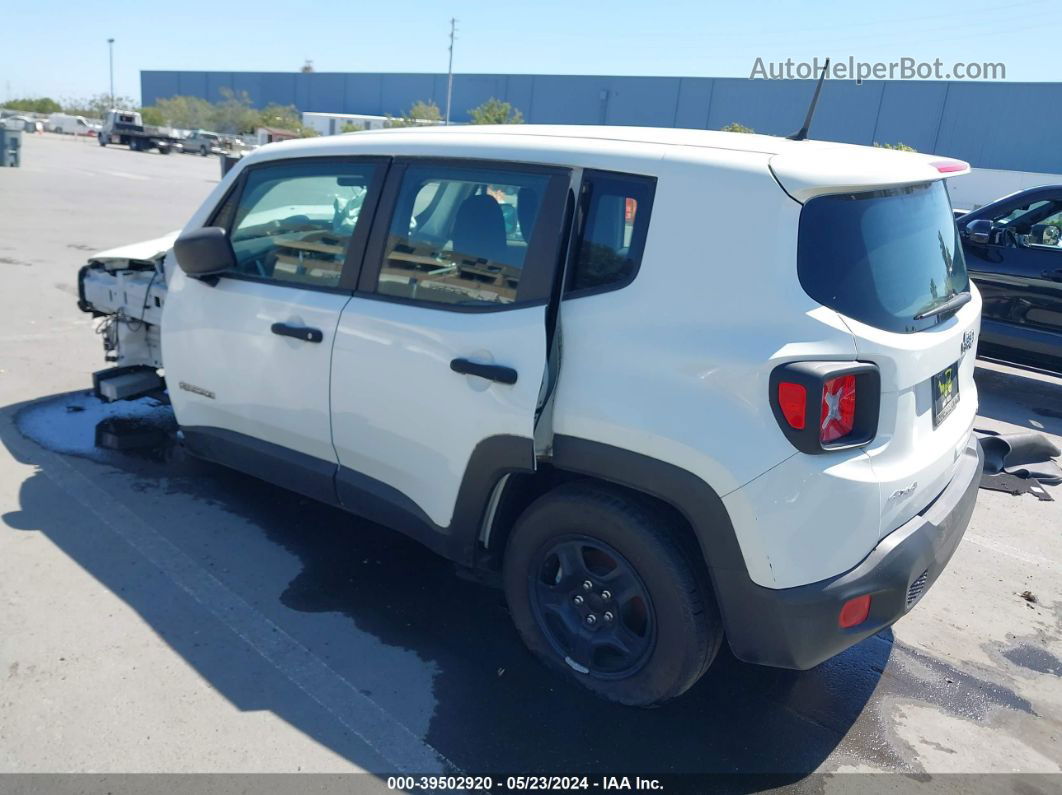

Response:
(77, 126), (984, 705)
(48, 113), (99, 136)
(98, 109), (179, 154)
(182, 129), (224, 156)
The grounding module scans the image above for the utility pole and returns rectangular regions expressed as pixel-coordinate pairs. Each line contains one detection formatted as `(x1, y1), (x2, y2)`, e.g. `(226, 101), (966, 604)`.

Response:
(445, 18), (457, 125)
(107, 38), (115, 108)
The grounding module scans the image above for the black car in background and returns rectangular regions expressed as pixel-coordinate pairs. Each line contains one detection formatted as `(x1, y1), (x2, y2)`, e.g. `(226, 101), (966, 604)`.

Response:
(956, 185), (1062, 373)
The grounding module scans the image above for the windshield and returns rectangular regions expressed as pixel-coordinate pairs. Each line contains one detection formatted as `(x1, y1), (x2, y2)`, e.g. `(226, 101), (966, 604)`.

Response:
(798, 181), (968, 333)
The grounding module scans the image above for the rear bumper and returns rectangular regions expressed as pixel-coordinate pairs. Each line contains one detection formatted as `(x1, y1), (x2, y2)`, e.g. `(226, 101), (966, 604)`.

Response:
(720, 432), (982, 669)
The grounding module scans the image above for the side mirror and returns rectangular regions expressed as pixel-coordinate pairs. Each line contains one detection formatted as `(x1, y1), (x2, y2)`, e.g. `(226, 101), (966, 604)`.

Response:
(964, 219), (993, 245)
(174, 227), (236, 278)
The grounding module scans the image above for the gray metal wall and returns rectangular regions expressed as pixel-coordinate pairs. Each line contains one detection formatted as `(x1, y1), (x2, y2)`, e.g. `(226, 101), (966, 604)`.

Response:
(141, 71), (1062, 173)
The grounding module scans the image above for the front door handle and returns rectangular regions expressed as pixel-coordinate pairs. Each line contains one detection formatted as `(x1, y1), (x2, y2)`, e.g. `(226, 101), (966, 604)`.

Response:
(450, 358), (518, 384)
(271, 322), (323, 343)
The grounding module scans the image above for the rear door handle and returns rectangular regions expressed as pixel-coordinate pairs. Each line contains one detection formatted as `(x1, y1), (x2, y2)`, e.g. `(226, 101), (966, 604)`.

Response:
(271, 322), (323, 343)
(450, 358), (518, 384)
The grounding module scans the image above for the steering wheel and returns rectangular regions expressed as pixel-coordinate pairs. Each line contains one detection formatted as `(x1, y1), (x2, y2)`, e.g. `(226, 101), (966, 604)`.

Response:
(1002, 227), (1022, 248)
(245, 249), (278, 278)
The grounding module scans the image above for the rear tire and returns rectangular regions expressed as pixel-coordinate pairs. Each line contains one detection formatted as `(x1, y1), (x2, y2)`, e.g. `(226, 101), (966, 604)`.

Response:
(504, 482), (722, 706)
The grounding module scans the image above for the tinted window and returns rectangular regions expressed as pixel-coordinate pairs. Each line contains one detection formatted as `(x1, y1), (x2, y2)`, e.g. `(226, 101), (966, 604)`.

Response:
(991, 199), (1062, 249)
(569, 171), (655, 293)
(994, 200), (1050, 225)
(798, 181), (969, 333)
(376, 165), (550, 306)
(225, 160), (377, 289)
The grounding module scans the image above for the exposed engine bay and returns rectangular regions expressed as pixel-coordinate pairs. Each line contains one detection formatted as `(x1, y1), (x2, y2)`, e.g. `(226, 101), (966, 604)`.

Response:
(77, 232), (178, 370)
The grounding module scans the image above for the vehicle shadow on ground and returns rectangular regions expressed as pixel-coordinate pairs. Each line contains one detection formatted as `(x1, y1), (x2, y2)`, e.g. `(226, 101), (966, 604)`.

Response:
(0, 394), (893, 785)
(975, 364), (1062, 438)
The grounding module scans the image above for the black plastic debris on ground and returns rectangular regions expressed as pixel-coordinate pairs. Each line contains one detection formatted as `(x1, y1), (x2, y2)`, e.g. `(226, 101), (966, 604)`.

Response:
(977, 429), (1061, 501)
(94, 416), (170, 452)
(979, 471), (1054, 501)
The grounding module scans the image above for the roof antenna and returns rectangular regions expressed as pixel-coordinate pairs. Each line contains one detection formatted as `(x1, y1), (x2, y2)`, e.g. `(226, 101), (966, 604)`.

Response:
(787, 58), (830, 141)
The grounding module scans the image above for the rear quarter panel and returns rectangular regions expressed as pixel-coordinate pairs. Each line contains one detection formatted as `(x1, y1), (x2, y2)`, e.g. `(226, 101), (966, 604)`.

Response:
(550, 149), (860, 583)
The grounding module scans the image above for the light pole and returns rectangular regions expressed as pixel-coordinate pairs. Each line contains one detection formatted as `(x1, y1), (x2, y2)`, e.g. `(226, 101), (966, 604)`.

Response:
(107, 38), (115, 108)
(445, 18), (456, 125)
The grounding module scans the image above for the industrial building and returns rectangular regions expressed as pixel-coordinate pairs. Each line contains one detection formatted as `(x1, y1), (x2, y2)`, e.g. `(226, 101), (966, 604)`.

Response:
(141, 70), (1062, 207)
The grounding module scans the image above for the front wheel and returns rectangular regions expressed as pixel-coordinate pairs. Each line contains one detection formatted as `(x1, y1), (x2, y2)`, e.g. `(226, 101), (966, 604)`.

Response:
(504, 482), (722, 706)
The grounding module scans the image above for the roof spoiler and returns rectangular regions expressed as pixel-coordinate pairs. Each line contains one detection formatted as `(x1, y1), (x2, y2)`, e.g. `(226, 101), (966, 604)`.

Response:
(770, 148), (971, 203)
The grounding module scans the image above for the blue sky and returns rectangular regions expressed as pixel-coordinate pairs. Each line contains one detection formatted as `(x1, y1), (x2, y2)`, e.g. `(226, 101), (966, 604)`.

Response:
(3, 0), (1053, 104)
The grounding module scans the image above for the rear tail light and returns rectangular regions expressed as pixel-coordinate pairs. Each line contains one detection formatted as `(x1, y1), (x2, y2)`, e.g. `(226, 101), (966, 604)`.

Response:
(930, 159), (969, 174)
(839, 595), (872, 628)
(769, 362), (880, 454)
(820, 374), (856, 443)
(777, 382), (807, 429)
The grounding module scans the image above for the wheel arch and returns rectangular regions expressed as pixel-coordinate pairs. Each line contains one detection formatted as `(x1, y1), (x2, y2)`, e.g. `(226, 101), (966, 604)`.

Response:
(479, 436), (752, 610)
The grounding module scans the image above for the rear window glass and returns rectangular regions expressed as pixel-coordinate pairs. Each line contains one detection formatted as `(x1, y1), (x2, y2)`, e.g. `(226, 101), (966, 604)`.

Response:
(798, 181), (969, 333)
(569, 171), (655, 293)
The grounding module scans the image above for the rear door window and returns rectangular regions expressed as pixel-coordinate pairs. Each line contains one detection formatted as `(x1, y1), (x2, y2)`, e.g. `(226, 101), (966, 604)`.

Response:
(798, 181), (969, 333)
(371, 164), (560, 307)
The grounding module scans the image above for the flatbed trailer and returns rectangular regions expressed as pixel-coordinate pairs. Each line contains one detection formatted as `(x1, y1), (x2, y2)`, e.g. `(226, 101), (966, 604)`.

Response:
(99, 110), (180, 154)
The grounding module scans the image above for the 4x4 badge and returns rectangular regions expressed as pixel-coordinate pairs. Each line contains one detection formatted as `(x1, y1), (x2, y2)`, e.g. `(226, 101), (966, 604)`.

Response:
(961, 329), (975, 356)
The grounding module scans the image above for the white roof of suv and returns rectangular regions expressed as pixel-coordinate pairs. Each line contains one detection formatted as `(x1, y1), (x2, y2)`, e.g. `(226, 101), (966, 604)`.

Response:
(245, 124), (971, 202)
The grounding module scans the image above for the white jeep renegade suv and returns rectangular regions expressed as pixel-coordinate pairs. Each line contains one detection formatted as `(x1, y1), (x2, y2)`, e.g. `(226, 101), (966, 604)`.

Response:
(79, 125), (984, 705)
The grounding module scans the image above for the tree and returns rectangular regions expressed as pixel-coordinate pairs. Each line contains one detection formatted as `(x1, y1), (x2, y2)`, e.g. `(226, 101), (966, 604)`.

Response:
(339, 121), (364, 133)
(385, 100), (442, 128)
(468, 97), (523, 125)
(874, 141), (917, 152)
(63, 94), (136, 118)
(139, 106), (165, 126)
(408, 100), (442, 123)
(721, 122), (755, 133)
(3, 97), (62, 114)
(148, 95), (215, 129)
(257, 102), (317, 137)
(212, 87), (260, 135)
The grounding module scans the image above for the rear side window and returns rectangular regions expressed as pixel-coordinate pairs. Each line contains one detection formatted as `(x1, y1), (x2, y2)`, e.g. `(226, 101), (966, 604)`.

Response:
(798, 181), (969, 333)
(569, 171), (655, 294)
(375, 165), (552, 307)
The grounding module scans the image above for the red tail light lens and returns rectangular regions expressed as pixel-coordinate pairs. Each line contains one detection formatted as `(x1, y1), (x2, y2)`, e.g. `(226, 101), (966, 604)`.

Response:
(930, 159), (968, 174)
(777, 382), (807, 429)
(820, 374), (856, 443)
(839, 595), (872, 628)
